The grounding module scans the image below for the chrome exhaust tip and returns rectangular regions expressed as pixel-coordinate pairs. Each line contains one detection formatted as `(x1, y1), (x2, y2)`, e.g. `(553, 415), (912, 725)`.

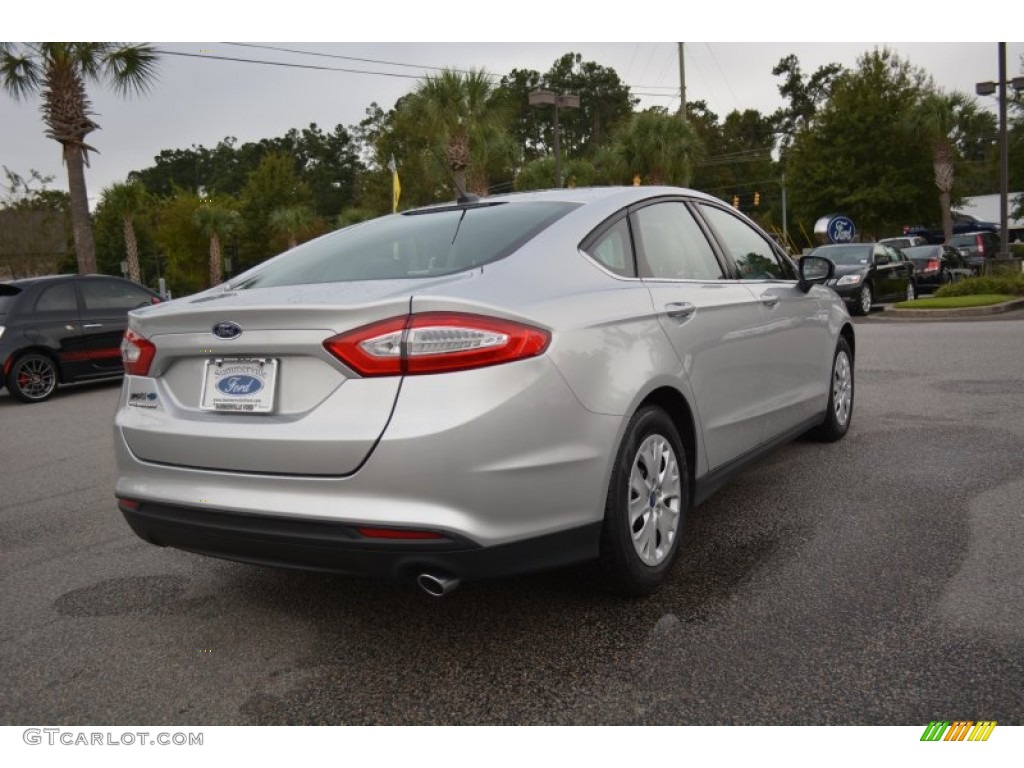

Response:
(416, 572), (460, 597)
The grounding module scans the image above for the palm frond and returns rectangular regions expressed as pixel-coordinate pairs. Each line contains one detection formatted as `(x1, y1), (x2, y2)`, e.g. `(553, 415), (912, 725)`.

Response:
(103, 44), (159, 97)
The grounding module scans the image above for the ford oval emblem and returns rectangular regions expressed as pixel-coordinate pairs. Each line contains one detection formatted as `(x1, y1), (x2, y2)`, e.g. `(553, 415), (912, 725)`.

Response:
(212, 321), (242, 340)
(217, 375), (263, 395)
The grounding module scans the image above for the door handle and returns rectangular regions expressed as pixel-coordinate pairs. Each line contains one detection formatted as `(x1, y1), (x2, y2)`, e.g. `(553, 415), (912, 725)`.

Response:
(83, 323), (103, 329)
(761, 296), (780, 308)
(665, 302), (696, 321)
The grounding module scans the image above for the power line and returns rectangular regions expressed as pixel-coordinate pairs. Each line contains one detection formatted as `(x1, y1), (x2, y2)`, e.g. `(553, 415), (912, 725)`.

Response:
(154, 49), (425, 80)
(157, 46), (703, 97)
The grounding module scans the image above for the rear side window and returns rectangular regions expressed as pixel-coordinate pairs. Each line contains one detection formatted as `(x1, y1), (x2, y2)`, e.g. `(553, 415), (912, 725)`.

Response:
(583, 217), (635, 277)
(34, 282), (78, 312)
(237, 202), (578, 289)
(0, 284), (24, 315)
(632, 202), (723, 280)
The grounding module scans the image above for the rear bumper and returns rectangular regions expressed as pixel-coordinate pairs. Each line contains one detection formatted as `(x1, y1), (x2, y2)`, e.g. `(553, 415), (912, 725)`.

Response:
(119, 499), (601, 581)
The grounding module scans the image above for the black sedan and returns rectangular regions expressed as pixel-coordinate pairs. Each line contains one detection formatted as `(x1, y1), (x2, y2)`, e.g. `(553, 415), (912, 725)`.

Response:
(0, 274), (161, 403)
(902, 244), (973, 292)
(806, 243), (916, 316)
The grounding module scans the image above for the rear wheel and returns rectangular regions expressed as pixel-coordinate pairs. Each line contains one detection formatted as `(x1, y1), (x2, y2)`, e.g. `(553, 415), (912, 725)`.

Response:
(6, 353), (59, 403)
(599, 406), (688, 596)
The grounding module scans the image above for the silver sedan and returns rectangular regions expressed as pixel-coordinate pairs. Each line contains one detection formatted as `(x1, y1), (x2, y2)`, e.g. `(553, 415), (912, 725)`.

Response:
(114, 187), (853, 596)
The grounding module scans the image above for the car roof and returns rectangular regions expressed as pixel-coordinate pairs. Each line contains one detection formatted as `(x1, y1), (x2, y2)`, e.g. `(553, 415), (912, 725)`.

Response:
(405, 186), (728, 213)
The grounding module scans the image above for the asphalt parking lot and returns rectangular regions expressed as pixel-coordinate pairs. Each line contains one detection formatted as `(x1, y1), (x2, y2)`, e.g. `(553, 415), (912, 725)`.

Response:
(1, 316), (1023, 725)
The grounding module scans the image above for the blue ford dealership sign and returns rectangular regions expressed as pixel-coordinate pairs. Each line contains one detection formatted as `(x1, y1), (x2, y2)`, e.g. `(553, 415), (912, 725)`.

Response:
(813, 214), (858, 245)
(827, 216), (856, 243)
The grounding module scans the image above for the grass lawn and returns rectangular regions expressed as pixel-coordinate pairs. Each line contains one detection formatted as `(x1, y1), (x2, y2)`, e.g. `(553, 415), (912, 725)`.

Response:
(893, 294), (1015, 310)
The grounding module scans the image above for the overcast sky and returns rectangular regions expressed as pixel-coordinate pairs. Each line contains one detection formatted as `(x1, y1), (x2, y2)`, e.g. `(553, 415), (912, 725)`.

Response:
(5, 8), (1021, 207)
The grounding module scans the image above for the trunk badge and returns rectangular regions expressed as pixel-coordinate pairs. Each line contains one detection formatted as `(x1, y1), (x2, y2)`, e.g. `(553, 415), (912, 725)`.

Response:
(212, 321), (243, 340)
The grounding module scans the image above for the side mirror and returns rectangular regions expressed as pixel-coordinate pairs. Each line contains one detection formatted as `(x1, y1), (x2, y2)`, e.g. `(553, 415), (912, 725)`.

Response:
(798, 255), (834, 292)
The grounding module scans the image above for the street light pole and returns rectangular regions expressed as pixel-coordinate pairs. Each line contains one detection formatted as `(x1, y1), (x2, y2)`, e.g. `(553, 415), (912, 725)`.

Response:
(529, 89), (580, 188)
(976, 43), (1024, 261)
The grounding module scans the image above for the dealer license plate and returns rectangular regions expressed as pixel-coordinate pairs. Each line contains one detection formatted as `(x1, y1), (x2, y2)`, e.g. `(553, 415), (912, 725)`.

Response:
(200, 358), (278, 413)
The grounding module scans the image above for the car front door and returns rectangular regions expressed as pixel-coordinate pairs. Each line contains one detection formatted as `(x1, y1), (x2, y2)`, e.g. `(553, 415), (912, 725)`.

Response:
(76, 278), (157, 377)
(696, 203), (833, 441)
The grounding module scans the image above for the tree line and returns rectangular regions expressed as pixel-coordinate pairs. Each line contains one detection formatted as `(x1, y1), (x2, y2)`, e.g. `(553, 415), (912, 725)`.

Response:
(3, 44), (1022, 292)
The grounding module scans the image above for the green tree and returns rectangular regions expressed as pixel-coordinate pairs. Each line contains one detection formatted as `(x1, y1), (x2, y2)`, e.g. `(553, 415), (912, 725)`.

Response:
(152, 187), (207, 296)
(771, 54), (845, 153)
(904, 90), (981, 242)
(269, 204), (316, 250)
(0, 43), (158, 274)
(605, 108), (702, 186)
(0, 167), (72, 277)
(193, 198), (240, 287)
(99, 181), (149, 282)
(786, 48), (935, 241)
(400, 68), (512, 196)
(239, 152), (313, 268)
(513, 156), (607, 191)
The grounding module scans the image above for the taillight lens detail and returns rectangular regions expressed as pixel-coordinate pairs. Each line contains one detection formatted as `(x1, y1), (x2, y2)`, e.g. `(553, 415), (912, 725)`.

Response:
(121, 328), (156, 376)
(324, 312), (550, 376)
(924, 259), (939, 273)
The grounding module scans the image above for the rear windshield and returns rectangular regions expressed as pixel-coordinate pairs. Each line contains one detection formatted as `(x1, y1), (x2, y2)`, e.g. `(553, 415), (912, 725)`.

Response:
(903, 246), (939, 258)
(808, 245), (872, 265)
(235, 201), (578, 289)
(948, 235), (972, 246)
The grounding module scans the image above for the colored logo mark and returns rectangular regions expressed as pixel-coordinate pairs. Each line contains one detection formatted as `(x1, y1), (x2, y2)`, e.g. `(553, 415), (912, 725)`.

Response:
(920, 721), (996, 742)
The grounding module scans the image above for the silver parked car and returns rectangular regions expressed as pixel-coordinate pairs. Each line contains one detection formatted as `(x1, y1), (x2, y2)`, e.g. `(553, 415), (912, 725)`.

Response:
(115, 187), (854, 596)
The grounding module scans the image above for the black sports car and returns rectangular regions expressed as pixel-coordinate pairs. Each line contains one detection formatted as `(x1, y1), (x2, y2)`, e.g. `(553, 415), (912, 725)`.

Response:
(1, 274), (161, 403)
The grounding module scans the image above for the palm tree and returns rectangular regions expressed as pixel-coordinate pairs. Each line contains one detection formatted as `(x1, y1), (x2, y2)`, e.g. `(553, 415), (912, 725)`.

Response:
(402, 69), (510, 196)
(269, 204), (315, 250)
(607, 108), (702, 186)
(0, 43), (158, 274)
(100, 180), (148, 282)
(193, 200), (240, 287)
(905, 90), (977, 243)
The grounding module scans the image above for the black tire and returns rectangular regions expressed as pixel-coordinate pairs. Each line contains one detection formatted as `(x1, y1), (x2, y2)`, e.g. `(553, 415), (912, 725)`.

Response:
(810, 337), (854, 443)
(6, 353), (59, 403)
(851, 283), (872, 316)
(598, 406), (688, 597)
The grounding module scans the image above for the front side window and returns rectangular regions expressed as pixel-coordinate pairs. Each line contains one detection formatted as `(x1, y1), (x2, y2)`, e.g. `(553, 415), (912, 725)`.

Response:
(632, 202), (723, 281)
(236, 202), (578, 289)
(80, 279), (154, 311)
(698, 205), (795, 280)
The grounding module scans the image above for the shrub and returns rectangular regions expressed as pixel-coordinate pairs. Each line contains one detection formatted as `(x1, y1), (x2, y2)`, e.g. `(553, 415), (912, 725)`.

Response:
(935, 273), (1024, 298)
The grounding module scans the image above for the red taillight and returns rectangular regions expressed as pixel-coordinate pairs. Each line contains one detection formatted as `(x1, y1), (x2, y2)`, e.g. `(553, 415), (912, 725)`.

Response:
(324, 312), (551, 377)
(977, 235), (985, 255)
(356, 527), (444, 540)
(121, 328), (156, 376)
(924, 259), (939, 273)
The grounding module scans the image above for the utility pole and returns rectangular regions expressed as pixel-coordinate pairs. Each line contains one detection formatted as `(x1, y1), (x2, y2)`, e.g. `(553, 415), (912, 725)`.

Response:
(677, 43), (686, 119)
(781, 172), (789, 250)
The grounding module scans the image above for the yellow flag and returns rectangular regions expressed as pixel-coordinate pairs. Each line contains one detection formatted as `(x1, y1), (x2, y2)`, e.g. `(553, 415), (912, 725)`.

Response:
(388, 155), (401, 213)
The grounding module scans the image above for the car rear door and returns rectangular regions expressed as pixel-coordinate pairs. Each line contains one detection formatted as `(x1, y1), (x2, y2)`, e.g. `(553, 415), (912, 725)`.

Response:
(630, 199), (772, 470)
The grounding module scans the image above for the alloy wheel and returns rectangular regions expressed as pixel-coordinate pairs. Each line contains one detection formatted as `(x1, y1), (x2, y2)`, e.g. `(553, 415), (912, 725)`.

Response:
(832, 349), (853, 427)
(628, 434), (682, 566)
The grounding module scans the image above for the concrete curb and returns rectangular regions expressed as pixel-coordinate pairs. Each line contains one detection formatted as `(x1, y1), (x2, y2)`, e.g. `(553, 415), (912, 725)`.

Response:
(885, 298), (1024, 319)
